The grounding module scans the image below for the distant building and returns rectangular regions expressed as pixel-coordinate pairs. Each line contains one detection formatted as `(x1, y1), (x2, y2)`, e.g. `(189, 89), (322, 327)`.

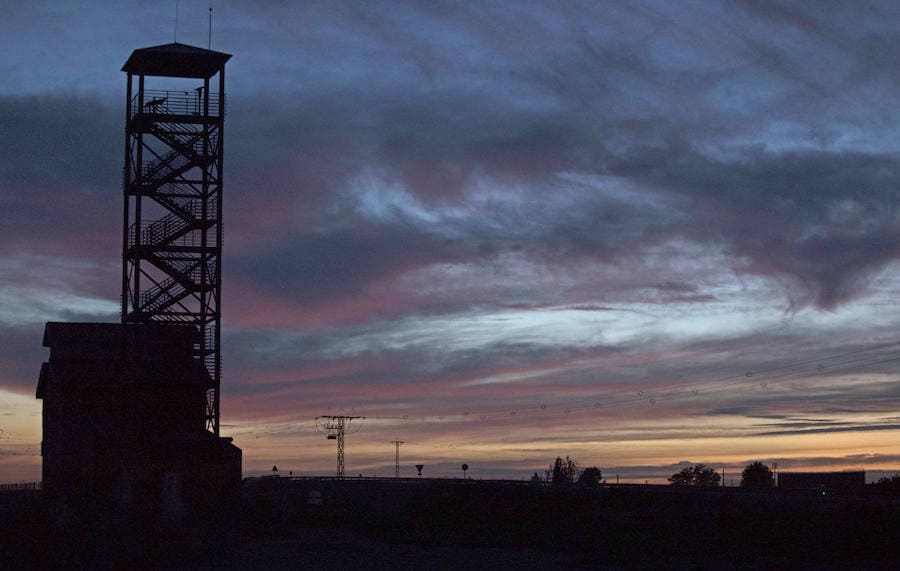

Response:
(778, 471), (865, 490)
(37, 322), (241, 552)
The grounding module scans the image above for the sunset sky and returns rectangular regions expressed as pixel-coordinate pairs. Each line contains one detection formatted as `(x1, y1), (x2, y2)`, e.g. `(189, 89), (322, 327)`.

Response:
(3, 1), (900, 484)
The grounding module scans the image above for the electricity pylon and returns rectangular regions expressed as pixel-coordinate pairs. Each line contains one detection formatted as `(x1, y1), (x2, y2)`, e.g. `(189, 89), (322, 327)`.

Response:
(316, 416), (363, 478)
(390, 440), (404, 478)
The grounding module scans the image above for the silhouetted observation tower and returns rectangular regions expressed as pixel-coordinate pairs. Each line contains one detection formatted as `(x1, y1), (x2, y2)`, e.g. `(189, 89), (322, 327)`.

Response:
(121, 43), (231, 435)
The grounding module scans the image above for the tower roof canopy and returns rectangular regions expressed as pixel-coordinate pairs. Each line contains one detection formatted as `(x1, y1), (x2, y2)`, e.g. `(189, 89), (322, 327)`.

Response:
(122, 42), (231, 79)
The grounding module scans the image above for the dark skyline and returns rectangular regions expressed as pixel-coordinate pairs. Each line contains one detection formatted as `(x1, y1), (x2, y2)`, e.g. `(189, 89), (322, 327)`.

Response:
(2, 1), (900, 482)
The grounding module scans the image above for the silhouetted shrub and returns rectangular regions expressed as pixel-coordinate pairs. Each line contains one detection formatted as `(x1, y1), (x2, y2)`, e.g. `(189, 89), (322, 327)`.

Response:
(740, 461), (774, 487)
(668, 464), (720, 486)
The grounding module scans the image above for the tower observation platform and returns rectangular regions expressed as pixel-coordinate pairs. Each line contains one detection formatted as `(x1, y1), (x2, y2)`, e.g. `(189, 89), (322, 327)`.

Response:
(121, 43), (231, 435)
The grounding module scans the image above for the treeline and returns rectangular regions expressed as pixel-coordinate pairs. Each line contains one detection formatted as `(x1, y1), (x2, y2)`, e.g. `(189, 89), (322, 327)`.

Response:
(668, 461), (774, 487)
(530, 456), (604, 486)
(541, 457), (900, 490)
(533, 457), (775, 487)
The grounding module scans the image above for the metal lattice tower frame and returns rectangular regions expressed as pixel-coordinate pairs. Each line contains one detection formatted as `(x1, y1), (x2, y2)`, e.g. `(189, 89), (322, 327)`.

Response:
(390, 441), (404, 478)
(121, 44), (231, 435)
(316, 416), (363, 478)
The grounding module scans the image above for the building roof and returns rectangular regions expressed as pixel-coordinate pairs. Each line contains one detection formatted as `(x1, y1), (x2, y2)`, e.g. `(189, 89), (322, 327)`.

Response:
(43, 321), (198, 358)
(122, 42), (231, 79)
(37, 322), (212, 398)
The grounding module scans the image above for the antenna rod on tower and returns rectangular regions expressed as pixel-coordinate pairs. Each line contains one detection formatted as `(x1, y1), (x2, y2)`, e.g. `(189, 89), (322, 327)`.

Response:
(208, 0), (213, 49)
(174, 0), (179, 43)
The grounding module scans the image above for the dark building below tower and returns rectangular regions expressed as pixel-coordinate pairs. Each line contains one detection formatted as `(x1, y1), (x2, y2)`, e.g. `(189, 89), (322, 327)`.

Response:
(36, 322), (241, 552)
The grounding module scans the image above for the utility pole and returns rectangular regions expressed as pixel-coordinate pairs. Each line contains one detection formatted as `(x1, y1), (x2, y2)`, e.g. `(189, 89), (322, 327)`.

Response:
(390, 441), (404, 478)
(316, 416), (363, 478)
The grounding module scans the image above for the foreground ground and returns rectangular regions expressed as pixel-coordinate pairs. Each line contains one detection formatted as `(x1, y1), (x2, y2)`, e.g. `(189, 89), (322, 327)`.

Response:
(220, 527), (584, 570)
(4, 480), (900, 568)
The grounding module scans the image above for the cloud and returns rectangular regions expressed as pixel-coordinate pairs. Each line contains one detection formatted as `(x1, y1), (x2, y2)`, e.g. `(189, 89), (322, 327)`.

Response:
(0, 325), (46, 393)
(0, 254), (119, 325)
(615, 148), (900, 309)
(0, 95), (120, 259)
(223, 72), (900, 317)
(7, 1), (900, 481)
(753, 423), (900, 437)
(7, 4), (900, 316)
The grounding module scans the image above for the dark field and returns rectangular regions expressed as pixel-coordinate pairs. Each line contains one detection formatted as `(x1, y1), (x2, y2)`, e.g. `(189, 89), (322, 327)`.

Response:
(3, 479), (900, 568)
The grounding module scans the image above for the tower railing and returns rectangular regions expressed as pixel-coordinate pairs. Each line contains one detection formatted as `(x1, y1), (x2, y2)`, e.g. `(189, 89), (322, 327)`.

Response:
(127, 200), (217, 247)
(136, 264), (209, 312)
(130, 89), (225, 119)
(140, 140), (213, 182)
